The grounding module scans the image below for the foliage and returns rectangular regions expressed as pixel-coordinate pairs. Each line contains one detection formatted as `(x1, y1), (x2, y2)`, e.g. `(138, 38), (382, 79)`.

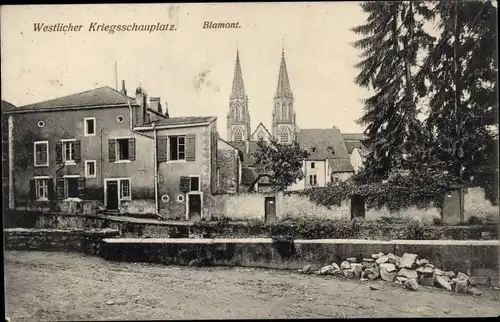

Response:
(250, 137), (309, 192)
(416, 0), (498, 185)
(352, 0), (498, 207)
(302, 167), (453, 212)
(303, 180), (356, 208)
(352, 1), (434, 182)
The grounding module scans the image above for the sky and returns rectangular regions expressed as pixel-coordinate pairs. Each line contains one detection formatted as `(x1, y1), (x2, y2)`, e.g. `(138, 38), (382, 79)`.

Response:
(1, 2), (371, 140)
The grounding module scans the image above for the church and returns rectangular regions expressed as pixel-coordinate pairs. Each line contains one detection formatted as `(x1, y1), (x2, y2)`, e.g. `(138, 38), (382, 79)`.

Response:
(224, 48), (367, 192)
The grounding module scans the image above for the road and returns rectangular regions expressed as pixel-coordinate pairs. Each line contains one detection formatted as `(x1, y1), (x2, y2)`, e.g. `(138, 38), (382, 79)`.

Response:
(4, 251), (500, 320)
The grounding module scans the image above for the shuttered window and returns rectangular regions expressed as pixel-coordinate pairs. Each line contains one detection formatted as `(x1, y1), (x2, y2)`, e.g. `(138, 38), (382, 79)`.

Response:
(34, 141), (49, 167)
(109, 138), (136, 162)
(180, 176), (190, 192)
(169, 136), (186, 161)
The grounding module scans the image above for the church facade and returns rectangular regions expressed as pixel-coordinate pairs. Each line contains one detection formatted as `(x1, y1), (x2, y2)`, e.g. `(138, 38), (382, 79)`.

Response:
(225, 48), (364, 192)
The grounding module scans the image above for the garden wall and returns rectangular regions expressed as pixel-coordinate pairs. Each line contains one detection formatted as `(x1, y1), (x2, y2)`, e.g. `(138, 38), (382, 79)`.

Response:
(4, 228), (120, 255)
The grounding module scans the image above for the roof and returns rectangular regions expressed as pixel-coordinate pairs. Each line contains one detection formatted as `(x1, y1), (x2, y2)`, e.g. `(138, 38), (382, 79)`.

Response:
(275, 49), (293, 98)
(138, 116), (216, 127)
(217, 138), (244, 160)
(342, 133), (365, 141)
(330, 158), (355, 173)
(297, 127), (353, 173)
(230, 49), (246, 99)
(1, 100), (17, 113)
(250, 122), (273, 139)
(15, 86), (137, 112)
(228, 140), (260, 166)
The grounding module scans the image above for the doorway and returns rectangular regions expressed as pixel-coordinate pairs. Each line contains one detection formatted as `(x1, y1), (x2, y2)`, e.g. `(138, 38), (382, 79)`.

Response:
(350, 194), (365, 219)
(106, 180), (119, 211)
(187, 193), (202, 221)
(264, 196), (276, 223)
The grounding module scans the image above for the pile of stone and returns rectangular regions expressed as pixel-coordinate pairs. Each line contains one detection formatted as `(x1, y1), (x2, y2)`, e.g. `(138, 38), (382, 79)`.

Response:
(298, 252), (482, 296)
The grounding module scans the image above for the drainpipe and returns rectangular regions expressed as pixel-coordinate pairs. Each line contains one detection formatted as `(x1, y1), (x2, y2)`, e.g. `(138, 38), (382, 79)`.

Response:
(152, 122), (160, 218)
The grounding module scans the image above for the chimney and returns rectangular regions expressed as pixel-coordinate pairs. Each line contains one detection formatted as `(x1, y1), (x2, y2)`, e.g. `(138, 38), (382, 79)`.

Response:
(134, 86), (148, 126)
(164, 100), (170, 118)
(150, 97), (162, 114)
(120, 80), (127, 96)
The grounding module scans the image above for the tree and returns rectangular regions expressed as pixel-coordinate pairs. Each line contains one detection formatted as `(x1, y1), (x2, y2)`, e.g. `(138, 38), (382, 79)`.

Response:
(417, 0), (497, 200)
(352, 1), (435, 183)
(250, 138), (309, 192)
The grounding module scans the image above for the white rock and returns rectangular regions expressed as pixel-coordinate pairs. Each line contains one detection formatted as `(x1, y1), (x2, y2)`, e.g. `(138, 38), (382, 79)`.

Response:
(399, 253), (418, 268)
(435, 275), (452, 291)
(397, 268), (418, 279)
(340, 261), (351, 270)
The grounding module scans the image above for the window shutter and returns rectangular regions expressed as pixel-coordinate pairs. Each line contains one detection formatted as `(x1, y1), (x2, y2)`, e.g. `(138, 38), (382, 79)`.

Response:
(108, 139), (116, 162)
(185, 134), (196, 161)
(180, 176), (190, 192)
(74, 140), (81, 163)
(56, 178), (65, 200)
(77, 177), (85, 199)
(30, 179), (36, 200)
(128, 138), (136, 161)
(48, 179), (55, 200)
(157, 136), (169, 162)
(56, 142), (63, 164)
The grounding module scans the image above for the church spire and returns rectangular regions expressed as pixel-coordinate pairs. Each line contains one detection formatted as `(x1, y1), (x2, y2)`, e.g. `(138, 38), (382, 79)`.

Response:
(231, 48), (246, 99)
(275, 47), (292, 98)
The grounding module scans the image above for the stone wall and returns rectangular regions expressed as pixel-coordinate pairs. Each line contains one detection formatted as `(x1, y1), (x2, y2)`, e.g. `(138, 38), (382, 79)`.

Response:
(211, 193), (265, 221)
(277, 193), (349, 221)
(464, 187), (498, 220)
(216, 148), (239, 194)
(99, 238), (499, 285)
(4, 228), (120, 255)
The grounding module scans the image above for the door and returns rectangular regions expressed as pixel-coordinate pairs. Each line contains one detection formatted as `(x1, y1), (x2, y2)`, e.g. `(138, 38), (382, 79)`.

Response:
(350, 194), (366, 219)
(188, 194), (202, 221)
(106, 181), (119, 211)
(264, 196), (276, 223)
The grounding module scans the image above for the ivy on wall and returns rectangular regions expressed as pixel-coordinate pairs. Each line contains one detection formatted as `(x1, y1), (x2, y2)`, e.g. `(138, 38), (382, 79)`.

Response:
(303, 168), (456, 212)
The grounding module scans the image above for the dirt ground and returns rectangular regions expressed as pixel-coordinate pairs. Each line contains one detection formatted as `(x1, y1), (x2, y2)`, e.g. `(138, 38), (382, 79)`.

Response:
(4, 251), (500, 320)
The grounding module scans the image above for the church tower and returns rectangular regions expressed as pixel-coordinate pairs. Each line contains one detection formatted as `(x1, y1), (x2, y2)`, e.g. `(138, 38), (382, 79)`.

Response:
(272, 47), (296, 144)
(227, 49), (251, 142)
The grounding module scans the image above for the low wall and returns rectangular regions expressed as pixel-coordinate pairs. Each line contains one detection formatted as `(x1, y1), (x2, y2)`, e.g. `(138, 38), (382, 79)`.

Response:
(4, 228), (120, 255)
(100, 238), (499, 286)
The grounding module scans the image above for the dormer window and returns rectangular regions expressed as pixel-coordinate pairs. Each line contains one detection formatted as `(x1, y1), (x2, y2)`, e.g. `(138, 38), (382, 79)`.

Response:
(310, 146), (316, 152)
(327, 146), (335, 155)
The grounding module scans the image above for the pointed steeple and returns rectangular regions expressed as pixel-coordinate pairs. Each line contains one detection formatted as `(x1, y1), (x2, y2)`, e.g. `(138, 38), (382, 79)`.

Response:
(231, 49), (246, 99)
(275, 47), (292, 98)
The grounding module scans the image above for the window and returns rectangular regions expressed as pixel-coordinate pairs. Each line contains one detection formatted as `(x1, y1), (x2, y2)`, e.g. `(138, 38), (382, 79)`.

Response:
(190, 176), (200, 191)
(278, 127), (290, 144)
(235, 104), (241, 121)
(63, 140), (75, 163)
(65, 177), (79, 198)
(233, 128), (243, 142)
(84, 117), (96, 136)
(333, 177), (340, 183)
(120, 179), (131, 199)
(85, 160), (96, 178)
(37, 121), (45, 128)
(116, 115), (124, 123)
(311, 162), (315, 169)
(35, 178), (49, 199)
(281, 104), (287, 120)
(34, 141), (49, 167)
(117, 139), (130, 161)
(169, 135), (186, 161)
(309, 175), (317, 186)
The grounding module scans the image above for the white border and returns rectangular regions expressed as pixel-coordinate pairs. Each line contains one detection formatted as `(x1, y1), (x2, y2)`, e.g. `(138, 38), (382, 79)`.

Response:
(34, 141), (49, 167)
(165, 133), (188, 163)
(113, 137), (133, 163)
(186, 174), (203, 220)
(84, 117), (96, 136)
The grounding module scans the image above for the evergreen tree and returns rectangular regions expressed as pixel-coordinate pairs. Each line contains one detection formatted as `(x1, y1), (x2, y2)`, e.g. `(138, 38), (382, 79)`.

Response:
(417, 0), (497, 199)
(352, 1), (435, 183)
